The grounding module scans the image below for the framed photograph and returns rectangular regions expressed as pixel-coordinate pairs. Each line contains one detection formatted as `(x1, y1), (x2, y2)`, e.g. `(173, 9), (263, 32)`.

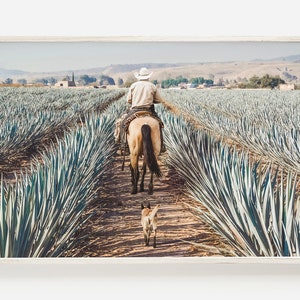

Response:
(1, 0), (300, 298)
(1, 36), (300, 258)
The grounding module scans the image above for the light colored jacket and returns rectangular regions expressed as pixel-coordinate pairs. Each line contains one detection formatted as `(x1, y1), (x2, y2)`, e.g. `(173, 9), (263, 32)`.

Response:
(126, 80), (164, 109)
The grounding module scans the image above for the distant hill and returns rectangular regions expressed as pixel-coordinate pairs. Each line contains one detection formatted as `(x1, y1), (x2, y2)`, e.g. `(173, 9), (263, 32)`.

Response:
(101, 60), (300, 84)
(1, 56), (300, 84)
(0, 63), (182, 82)
(271, 54), (300, 62)
(0, 68), (27, 78)
(102, 63), (180, 74)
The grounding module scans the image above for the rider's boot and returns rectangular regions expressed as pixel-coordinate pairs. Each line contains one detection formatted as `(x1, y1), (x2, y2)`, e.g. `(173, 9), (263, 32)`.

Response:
(120, 130), (129, 156)
(160, 128), (166, 154)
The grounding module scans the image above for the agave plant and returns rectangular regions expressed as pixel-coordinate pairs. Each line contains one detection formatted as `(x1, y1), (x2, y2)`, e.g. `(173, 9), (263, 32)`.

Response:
(0, 111), (116, 257)
(0, 87), (125, 169)
(161, 89), (300, 174)
(161, 110), (300, 256)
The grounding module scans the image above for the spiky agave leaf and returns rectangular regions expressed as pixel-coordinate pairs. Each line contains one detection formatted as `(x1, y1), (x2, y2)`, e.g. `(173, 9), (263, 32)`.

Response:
(0, 111), (116, 257)
(162, 110), (300, 256)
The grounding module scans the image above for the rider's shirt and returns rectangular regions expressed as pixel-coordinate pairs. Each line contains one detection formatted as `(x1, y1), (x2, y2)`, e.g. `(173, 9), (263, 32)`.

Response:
(126, 80), (164, 109)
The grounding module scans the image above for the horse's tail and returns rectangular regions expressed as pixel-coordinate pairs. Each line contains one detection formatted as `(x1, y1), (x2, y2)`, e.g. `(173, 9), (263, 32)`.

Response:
(141, 124), (162, 178)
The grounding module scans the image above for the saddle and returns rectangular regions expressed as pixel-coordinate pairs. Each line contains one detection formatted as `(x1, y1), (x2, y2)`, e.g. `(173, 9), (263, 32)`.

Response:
(123, 110), (164, 133)
(118, 109), (165, 162)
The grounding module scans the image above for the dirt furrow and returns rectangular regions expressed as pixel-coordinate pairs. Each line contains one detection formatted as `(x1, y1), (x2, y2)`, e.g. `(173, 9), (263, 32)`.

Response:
(65, 152), (234, 257)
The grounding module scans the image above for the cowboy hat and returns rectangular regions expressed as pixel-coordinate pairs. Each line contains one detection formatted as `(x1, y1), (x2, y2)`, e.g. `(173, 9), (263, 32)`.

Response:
(134, 67), (153, 80)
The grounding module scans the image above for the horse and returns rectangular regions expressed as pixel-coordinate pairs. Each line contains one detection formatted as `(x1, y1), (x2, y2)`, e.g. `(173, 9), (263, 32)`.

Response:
(126, 115), (162, 194)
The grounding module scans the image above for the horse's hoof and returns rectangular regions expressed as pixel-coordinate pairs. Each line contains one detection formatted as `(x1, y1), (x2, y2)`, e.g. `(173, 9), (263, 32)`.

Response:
(131, 187), (138, 194)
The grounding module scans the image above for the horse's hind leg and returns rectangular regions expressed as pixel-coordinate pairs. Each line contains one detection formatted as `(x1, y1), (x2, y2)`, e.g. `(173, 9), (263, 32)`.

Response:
(140, 161), (146, 192)
(132, 168), (139, 194)
(130, 159), (139, 194)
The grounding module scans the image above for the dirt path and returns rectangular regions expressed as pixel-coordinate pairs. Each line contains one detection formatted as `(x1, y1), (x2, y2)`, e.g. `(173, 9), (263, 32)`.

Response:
(65, 152), (234, 257)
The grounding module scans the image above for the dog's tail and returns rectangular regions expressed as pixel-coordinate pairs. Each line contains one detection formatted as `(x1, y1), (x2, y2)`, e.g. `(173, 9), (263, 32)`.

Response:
(149, 204), (160, 220)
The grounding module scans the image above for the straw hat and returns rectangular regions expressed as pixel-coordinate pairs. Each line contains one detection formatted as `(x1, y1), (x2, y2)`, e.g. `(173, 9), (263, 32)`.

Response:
(134, 67), (153, 80)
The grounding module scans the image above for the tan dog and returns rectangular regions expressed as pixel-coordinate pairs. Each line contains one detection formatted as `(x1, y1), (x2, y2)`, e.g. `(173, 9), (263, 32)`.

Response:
(141, 201), (160, 248)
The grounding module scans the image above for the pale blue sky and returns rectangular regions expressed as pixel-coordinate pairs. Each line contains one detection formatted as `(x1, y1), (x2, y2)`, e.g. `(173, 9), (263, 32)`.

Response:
(0, 41), (300, 73)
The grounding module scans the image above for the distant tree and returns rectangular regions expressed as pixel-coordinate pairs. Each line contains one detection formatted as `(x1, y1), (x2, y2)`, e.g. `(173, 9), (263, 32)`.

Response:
(161, 78), (174, 88)
(161, 78), (181, 88)
(260, 74), (273, 88)
(117, 77), (124, 86)
(99, 74), (115, 85)
(34, 78), (48, 85)
(248, 75), (261, 88)
(239, 74), (285, 89)
(190, 77), (214, 86)
(17, 78), (27, 85)
(268, 75), (285, 89)
(4, 78), (13, 84)
(48, 77), (57, 85)
(79, 74), (97, 86)
(175, 75), (188, 83)
(204, 79), (214, 86)
(160, 76), (214, 88)
(191, 77), (205, 85)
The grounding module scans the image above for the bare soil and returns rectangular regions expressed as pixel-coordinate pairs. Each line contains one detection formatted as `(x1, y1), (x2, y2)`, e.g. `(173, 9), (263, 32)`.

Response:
(65, 151), (235, 257)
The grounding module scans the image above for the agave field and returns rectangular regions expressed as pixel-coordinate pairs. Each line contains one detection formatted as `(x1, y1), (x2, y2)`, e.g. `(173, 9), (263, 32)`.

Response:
(160, 89), (300, 256)
(0, 87), (125, 256)
(0, 86), (300, 257)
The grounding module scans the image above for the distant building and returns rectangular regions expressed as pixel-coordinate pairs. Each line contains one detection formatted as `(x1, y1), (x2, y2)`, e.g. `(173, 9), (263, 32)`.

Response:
(279, 83), (295, 90)
(55, 72), (76, 87)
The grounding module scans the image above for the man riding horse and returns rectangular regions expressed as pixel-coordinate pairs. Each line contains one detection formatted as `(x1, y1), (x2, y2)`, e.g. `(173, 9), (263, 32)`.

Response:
(116, 67), (166, 154)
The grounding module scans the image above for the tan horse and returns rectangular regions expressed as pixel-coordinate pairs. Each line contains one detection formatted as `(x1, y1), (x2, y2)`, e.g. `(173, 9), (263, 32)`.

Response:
(127, 116), (162, 194)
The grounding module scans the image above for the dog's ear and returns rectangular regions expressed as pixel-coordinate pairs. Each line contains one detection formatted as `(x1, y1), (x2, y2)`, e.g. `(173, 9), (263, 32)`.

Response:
(141, 201), (151, 210)
(144, 200), (151, 209)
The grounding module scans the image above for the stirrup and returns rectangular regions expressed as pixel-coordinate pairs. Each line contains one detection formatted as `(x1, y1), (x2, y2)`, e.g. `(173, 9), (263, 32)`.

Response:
(160, 144), (167, 153)
(119, 145), (129, 156)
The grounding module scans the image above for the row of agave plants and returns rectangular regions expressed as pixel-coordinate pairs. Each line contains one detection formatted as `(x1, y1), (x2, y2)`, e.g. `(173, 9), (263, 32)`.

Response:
(0, 87), (125, 168)
(0, 99), (124, 257)
(2, 85), (299, 257)
(161, 89), (300, 173)
(0, 87), (126, 113)
(159, 105), (300, 256)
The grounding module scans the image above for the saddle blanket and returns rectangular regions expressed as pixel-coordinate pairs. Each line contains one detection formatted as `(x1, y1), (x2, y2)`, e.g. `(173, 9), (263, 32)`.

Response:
(123, 111), (164, 132)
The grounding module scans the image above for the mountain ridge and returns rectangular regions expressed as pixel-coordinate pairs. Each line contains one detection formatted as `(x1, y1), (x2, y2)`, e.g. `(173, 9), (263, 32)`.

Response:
(1, 55), (300, 83)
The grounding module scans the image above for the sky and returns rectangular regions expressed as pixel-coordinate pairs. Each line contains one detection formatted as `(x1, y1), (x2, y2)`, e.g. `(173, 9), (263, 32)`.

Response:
(1, 41), (300, 73)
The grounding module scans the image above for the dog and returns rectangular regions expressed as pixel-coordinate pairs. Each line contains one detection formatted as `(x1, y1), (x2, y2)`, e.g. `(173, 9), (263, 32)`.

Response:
(141, 201), (160, 248)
